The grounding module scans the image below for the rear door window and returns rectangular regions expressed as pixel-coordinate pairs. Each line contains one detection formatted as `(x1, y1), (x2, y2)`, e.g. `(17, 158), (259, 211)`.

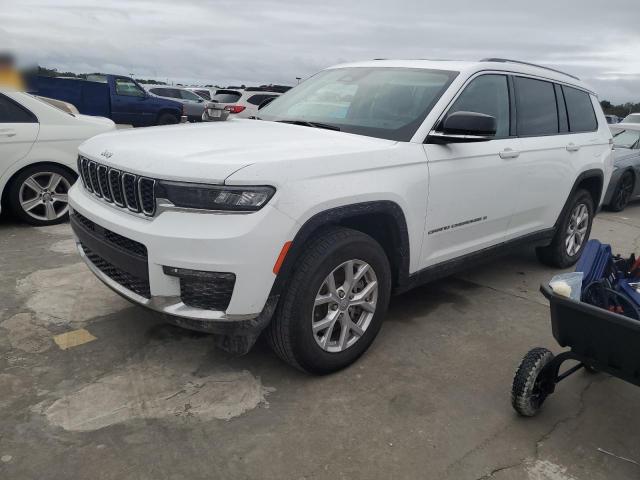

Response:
(514, 77), (559, 136)
(562, 86), (597, 132)
(0, 94), (37, 123)
(444, 74), (510, 138)
(213, 90), (242, 103)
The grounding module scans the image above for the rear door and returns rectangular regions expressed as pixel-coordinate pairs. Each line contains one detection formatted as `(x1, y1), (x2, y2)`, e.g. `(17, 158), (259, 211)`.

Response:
(421, 73), (521, 267)
(0, 93), (39, 174)
(505, 77), (579, 238)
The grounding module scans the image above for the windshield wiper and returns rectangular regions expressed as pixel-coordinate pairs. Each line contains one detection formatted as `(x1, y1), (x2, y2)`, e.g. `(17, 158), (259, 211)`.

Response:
(276, 119), (340, 131)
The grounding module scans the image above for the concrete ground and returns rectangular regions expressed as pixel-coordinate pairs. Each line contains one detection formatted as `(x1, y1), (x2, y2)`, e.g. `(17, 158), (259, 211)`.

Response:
(1, 206), (640, 480)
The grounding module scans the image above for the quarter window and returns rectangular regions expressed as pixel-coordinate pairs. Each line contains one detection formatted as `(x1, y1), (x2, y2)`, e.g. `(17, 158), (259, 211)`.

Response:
(445, 74), (510, 137)
(563, 86), (597, 132)
(514, 77), (558, 136)
(0, 94), (37, 123)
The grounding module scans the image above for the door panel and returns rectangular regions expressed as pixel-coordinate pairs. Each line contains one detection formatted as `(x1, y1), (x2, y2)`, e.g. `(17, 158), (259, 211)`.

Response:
(420, 73), (517, 267)
(0, 94), (39, 172)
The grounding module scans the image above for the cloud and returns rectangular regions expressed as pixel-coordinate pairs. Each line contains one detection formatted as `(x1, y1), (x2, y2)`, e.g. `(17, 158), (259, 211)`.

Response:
(2, 0), (640, 102)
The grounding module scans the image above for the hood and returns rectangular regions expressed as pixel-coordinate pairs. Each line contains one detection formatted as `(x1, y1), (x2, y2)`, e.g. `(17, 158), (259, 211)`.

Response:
(613, 148), (638, 163)
(75, 114), (116, 130)
(78, 118), (395, 183)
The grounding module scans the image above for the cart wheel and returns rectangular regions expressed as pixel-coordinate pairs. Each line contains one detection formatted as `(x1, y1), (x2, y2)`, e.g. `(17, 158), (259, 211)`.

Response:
(511, 348), (555, 417)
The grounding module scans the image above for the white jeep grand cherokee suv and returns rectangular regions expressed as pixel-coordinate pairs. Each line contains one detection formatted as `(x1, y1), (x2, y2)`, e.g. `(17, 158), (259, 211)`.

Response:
(69, 59), (613, 374)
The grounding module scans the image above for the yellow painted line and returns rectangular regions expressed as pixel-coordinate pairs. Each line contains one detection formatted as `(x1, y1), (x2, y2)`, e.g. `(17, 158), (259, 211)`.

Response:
(53, 329), (97, 350)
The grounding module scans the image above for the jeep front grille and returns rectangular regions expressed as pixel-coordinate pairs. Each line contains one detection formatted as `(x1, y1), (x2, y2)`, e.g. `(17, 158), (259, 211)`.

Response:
(78, 156), (156, 217)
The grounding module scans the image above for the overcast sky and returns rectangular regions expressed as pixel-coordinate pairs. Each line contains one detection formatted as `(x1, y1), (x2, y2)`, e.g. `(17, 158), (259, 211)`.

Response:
(2, 0), (640, 103)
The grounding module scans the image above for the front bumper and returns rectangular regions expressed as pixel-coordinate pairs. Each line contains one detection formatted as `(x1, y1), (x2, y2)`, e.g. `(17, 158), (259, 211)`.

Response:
(68, 183), (297, 328)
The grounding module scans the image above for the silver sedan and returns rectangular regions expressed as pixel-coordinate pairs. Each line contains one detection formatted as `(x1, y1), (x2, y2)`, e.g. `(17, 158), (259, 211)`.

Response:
(603, 124), (640, 211)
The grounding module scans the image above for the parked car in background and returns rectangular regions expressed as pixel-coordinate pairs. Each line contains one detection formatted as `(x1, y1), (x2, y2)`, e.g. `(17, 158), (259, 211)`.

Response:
(621, 113), (640, 124)
(69, 59), (612, 374)
(185, 87), (215, 101)
(605, 114), (621, 124)
(204, 87), (287, 119)
(0, 88), (115, 225)
(603, 124), (640, 211)
(31, 75), (185, 127)
(145, 85), (211, 122)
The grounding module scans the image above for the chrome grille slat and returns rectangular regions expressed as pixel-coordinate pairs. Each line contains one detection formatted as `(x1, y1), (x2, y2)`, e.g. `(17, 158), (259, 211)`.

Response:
(108, 168), (125, 207)
(122, 173), (140, 212)
(78, 156), (156, 217)
(97, 165), (111, 201)
(88, 161), (101, 198)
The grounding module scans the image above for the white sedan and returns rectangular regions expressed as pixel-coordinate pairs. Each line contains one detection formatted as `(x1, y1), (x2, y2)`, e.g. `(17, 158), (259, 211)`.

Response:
(0, 89), (115, 225)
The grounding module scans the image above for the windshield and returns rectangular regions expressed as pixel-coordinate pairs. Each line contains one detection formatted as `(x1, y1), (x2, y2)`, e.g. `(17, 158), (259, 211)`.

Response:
(258, 67), (458, 141)
(613, 129), (640, 149)
(622, 114), (640, 124)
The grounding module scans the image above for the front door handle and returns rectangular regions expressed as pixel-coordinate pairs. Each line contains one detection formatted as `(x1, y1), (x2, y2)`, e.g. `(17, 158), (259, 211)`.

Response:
(499, 148), (520, 159)
(0, 129), (16, 137)
(566, 143), (580, 152)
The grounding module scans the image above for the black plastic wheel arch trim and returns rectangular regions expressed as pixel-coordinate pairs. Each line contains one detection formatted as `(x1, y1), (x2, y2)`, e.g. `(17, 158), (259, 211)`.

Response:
(268, 201), (411, 299)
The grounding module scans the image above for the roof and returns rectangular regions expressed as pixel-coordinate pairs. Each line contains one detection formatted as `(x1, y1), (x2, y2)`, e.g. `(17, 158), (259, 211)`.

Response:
(327, 58), (593, 93)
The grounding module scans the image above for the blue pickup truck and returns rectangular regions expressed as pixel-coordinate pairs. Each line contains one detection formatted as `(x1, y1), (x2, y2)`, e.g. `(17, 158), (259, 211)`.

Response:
(31, 74), (185, 127)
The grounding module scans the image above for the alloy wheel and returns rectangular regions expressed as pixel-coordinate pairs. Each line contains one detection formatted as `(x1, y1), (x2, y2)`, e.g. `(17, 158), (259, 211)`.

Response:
(312, 259), (378, 353)
(18, 172), (71, 222)
(565, 203), (589, 256)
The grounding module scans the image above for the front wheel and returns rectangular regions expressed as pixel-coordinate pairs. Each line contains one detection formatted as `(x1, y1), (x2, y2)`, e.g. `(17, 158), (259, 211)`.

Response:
(511, 347), (555, 417)
(8, 165), (76, 226)
(608, 171), (634, 212)
(156, 113), (179, 125)
(536, 189), (594, 268)
(267, 227), (392, 374)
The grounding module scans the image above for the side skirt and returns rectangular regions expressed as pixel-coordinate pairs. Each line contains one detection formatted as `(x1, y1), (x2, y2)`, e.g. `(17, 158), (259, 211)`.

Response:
(397, 228), (555, 294)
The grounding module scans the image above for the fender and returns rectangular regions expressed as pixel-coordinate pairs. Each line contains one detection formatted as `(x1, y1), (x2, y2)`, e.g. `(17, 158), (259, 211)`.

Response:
(268, 201), (411, 300)
(554, 168), (604, 230)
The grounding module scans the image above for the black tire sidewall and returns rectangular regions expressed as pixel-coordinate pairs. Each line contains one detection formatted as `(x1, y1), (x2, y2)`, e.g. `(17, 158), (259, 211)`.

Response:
(554, 189), (594, 266)
(286, 233), (391, 374)
(610, 172), (634, 212)
(157, 113), (178, 125)
(8, 164), (76, 226)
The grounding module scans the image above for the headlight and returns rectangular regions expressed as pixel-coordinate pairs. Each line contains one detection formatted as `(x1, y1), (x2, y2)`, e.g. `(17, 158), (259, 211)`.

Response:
(156, 181), (275, 212)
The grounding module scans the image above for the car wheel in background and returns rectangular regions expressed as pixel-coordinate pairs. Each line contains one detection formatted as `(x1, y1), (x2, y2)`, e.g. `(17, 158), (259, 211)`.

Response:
(8, 165), (76, 226)
(156, 113), (178, 125)
(536, 189), (594, 268)
(267, 227), (392, 374)
(608, 171), (634, 212)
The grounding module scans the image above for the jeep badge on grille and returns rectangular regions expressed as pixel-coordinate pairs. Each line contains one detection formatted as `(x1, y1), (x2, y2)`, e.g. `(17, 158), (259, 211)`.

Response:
(100, 150), (113, 159)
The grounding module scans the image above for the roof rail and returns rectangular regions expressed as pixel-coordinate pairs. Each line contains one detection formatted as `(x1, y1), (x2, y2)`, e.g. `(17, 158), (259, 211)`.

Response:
(480, 58), (580, 81)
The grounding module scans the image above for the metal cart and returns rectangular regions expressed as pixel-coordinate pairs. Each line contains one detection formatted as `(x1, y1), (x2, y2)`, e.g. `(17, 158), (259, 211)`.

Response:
(511, 284), (640, 416)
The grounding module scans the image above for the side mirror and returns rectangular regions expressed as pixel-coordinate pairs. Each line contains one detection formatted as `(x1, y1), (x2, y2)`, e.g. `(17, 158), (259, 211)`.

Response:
(426, 111), (496, 144)
(258, 97), (276, 110)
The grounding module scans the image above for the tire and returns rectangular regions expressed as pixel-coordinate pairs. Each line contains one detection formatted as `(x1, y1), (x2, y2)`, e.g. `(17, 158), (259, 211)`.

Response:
(7, 164), (76, 226)
(536, 189), (594, 268)
(607, 171), (634, 212)
(157, 113), (179, 125)
(511, 347), (555, 417)
(266, 227), (392, 374)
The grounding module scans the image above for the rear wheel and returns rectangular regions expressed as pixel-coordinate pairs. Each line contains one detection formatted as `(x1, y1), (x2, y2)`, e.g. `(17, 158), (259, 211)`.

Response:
(267, 227), (391, 374)
(8, 165), (75, 226)
(511, 347), (555, 417)
(536, 189), (594, 268)
(608, 171), (634, 212)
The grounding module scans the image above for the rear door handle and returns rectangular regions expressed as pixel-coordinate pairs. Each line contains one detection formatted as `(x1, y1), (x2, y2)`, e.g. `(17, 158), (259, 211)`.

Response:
(0, 129), (16, 138)
(499, 148), (520, 159)
(566, 143), (580, 152)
